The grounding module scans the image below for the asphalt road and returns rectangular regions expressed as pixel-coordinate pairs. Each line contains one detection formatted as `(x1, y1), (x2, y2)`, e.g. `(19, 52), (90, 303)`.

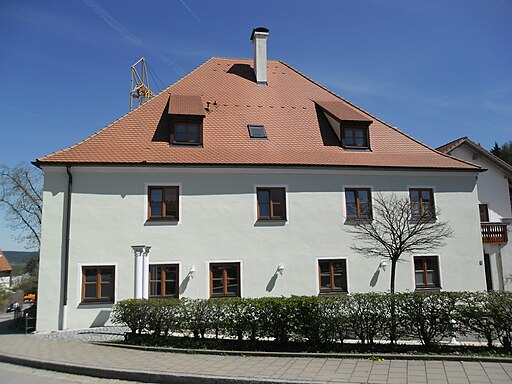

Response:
(0, 362), (142, 383)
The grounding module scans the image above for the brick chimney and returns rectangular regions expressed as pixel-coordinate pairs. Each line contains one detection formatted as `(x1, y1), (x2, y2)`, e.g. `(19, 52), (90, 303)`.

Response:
(250, 27), (269, 85)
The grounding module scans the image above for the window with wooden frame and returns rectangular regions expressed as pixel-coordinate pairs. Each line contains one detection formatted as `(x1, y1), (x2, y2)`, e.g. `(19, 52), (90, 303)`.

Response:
(171, 122), (202, 145)
(149, 264), (179, 298)
(256, 187), (286, 220)
(148, 186), (179, 220)
(318, 259), (348, 293)
(210, 262), (240, 298)
(479, 204), (489, 222)
(341, 123), (369, 149)
(414, 256), (440, 290)
(345, 188), (372, 220)
(409, 188), (435, 219)
(81, 266), (115, 304)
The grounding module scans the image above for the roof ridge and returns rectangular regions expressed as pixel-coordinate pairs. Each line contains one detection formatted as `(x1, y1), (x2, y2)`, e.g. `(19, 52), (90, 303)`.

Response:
(279, 61), (480, 171)
(436, 136), (467, 153)
(37, 57), (216, 163)
(449, 137), (512, 175)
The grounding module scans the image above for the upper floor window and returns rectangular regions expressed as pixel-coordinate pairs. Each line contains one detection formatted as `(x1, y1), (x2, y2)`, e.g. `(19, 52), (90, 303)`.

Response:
(248, 124), (267, 139)
(149, 264), (179, 298)
(341, 124), (369, 149)
(414, 256), (440, 290)
(81, 266), (115, 304)
(210, 262), (240, 298)
(256, 187), (286, 220)
(409, 188), (435, 219)
(148, 186), (179, 220)
(318, 259), (348, 294)
(479, 204), (489, 222)
(172, 122), (201, 145)
(345, 188), (372, 220)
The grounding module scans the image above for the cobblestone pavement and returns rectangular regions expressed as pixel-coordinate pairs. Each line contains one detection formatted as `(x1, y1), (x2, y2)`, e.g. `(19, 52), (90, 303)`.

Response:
(34, 326), (128, 342)
(0, 332), (511, 383)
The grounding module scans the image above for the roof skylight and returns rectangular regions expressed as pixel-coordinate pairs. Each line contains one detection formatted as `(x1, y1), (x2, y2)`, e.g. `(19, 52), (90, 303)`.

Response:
(248, 125), (267, 139)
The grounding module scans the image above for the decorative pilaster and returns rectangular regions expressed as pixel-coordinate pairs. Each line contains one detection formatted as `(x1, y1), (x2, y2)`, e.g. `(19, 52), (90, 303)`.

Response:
(131, 245), (151, 299)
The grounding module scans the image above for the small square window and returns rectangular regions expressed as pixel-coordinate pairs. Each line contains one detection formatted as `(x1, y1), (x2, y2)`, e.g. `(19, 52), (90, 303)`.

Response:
(148, 186), (179, 220)
(172, 122), (201, 145)
(341, 124), (369, 149)
(81, 266), (115, 304)
(210, 263), (240, 298)
(318, 260), (348, 293)
(345, 188), (372, 220)
(414, 256), (440, 290)
(409, 188), (435, 219)
(248, 125), (267, 139)
(257, 187), (286, 220)
(149, 264), (179, 298)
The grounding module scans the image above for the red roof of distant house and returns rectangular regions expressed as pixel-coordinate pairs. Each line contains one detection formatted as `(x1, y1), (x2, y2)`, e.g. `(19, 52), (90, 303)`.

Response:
(0, 249), (12, 272)
(37, 58), (479, 171)
(437, 137), (512, 178)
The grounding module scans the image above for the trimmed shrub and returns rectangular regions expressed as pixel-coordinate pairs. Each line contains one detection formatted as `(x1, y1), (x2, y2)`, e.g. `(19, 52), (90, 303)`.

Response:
(396, 291), (460, 347)
(111, 299), (148, 335)
(347, 293), (389, 345)
(110, 291), (512, 352)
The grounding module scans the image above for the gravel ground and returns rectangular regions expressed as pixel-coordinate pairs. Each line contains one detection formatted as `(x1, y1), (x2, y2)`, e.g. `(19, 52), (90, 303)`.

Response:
(34, 326), (129, 342)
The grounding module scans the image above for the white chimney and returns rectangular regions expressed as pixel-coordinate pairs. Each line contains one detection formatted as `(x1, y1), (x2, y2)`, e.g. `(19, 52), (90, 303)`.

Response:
(251, 27), (269, 85)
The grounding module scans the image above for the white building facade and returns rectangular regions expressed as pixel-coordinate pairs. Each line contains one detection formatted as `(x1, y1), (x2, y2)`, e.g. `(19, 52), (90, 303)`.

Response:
(36, 166), (486, 331)
(36, 28), (489, 331)
(439, 138), (512, 291)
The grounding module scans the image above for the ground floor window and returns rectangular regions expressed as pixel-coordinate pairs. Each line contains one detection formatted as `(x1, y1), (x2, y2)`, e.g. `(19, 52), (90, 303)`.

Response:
(149, 264), (179, 298)
(414, 256), (440, 290)
(318, 259), (348, 293)
(81, 266), (115, 303)
(210, 262), (240, 298)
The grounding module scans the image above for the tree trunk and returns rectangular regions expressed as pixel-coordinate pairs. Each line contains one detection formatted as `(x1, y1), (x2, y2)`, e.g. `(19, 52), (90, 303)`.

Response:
(390, 258), (397, 345)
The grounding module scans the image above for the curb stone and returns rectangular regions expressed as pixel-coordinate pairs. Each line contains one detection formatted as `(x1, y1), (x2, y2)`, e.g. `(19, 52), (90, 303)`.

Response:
(0, 352), (317, 384)
(92, 341), (512, 363)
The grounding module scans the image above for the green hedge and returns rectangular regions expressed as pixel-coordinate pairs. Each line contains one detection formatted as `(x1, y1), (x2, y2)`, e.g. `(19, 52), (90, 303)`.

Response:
(111, 291), (512, 350)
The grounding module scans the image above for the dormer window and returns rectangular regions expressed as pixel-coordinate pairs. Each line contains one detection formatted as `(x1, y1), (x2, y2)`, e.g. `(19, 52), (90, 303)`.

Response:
(314, 100), (372, 150)
(341, 123), (369, 149)
(168, 94), (205, 146)
(172, 122), (201, 145)
(248, 124), (267, 139)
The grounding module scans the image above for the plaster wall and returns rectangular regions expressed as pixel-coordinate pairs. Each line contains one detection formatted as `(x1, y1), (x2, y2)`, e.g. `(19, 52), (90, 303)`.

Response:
(36, 166), (486, 331)
(449, 147), (511, 219)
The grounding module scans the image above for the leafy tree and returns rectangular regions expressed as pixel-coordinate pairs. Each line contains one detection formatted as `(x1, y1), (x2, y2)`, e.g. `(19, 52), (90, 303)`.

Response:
(24, 255), (39, 276)
(0, 163), (43, 249)
(347, 193), (453, 343)
(490, 140), (512, 165)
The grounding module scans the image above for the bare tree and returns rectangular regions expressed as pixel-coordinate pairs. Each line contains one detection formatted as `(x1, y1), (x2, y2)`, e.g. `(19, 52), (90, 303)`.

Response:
(347, 192), (453, 343)
(0, 163), (43, 249)
(347, 192), (453, 294)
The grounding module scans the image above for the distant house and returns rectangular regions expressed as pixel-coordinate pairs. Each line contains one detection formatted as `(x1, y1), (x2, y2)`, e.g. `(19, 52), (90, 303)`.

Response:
(438, 137), (512, 291)
(35, 28), (487, 331)
(0, 249), (13, 289)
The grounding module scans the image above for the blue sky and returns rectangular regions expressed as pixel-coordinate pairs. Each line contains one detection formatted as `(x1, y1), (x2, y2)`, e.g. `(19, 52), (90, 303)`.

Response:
(0, 0), (511, 251)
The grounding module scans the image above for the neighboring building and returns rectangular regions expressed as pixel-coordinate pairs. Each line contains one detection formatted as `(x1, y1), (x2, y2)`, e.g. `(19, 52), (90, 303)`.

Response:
(0, 249), (13, 289)
(438, 137), (512, 291)
(35, 28), (486, 331)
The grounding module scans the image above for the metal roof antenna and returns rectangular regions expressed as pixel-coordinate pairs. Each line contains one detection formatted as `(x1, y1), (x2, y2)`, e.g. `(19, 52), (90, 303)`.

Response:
(130, 57), (155, 111)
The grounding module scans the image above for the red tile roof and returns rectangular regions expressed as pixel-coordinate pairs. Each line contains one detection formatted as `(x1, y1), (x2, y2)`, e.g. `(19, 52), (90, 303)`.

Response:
(168, 94), (205, 116)
(315, 100), (371, 122)
(438, 137), (512, 177)
(37, 58), (479, 171)
(0, 249), (12, 272)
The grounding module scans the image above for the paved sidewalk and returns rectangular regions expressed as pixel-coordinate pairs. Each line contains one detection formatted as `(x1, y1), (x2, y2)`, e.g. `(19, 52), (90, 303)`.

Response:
(0, 334), (511, 383)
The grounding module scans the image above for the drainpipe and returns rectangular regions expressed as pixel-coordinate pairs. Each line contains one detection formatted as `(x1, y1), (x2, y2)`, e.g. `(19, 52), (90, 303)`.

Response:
(59, 165), (72, 330)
